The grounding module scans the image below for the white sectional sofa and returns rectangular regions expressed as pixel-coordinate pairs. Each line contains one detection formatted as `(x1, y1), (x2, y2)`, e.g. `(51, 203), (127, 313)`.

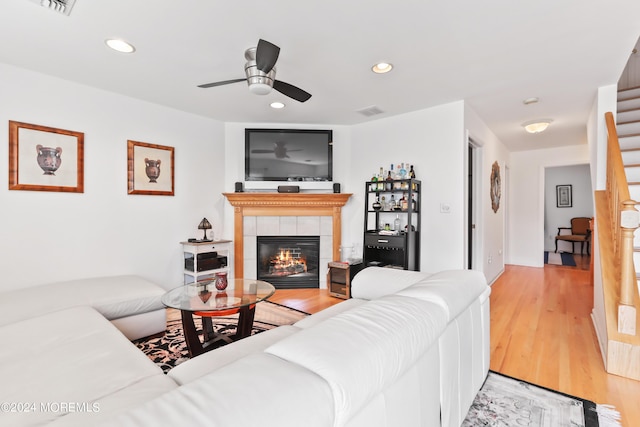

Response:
(0, 268), (490, 427)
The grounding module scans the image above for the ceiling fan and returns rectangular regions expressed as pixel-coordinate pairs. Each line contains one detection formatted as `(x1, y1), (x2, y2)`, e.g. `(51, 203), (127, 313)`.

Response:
(251, 141), (302, 159)
(197, 39), (312, 103)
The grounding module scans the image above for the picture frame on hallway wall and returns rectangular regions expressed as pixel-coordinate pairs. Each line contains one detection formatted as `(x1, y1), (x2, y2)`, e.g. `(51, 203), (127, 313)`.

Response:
(556, 184), (572, 208)
(127, 140), (175, 196)
(8, 120), (84, 193)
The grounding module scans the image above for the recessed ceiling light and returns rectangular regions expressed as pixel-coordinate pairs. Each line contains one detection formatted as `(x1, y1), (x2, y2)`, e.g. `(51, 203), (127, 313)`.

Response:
(105, 38), (136, 54)
(523, 97), (539, 105)
(270, 102), (285, 109)
(372, 62), (393, 74)
(522, 119), (552, 134)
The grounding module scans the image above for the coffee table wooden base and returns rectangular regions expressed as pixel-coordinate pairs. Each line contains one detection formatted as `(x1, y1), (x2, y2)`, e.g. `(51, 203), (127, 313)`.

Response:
(180, 305), (256, 358)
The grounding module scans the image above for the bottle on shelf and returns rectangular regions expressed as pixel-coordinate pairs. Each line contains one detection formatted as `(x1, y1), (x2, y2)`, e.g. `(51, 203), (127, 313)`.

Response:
(401, 193), (408, 211)
(411, 193), (416, 211)
(409, 165), (416, 179)
(390, 194), (396, 209)
(394, 214), (401, 234)
(373, 196), (382, 211)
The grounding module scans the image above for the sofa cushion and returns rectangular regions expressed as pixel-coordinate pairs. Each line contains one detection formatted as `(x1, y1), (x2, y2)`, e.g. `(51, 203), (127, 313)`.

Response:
(293, 298), (366, 329)
(100, 353), (335, 427)
(49, 375), (177, 427)
(0, 306), (175, 427)
(396, 269), (488, 321)
(0, 275), (165, 327)
(350, 266), (431, 300)
(168, 324), (301, 385)
(265, 294), (448, 427)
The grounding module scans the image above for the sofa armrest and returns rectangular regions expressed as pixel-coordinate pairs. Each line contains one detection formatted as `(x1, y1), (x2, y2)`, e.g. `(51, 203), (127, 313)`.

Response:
(350, 267), (431, 300)
(0, 275), (165, 327)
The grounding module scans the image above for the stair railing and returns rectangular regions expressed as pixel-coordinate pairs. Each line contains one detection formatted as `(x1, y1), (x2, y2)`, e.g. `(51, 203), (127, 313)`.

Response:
(605, 111), (638, 335)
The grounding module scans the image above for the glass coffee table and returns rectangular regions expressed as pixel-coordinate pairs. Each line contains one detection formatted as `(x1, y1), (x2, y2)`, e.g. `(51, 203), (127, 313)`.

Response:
(161, 278), (275, 357)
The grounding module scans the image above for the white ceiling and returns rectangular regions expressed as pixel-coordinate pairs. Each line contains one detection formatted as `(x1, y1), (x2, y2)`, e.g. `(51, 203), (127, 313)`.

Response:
(2, 0), (640, 152)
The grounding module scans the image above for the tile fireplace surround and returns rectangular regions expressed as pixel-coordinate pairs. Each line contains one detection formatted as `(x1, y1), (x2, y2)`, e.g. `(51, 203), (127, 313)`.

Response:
(223, 193), (352, 284)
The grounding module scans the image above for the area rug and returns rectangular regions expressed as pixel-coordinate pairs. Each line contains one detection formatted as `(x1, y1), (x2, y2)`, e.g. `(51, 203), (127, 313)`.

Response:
(544, 251), (577, 266)
(463, 371), (621, 427)
(133, 301), (308, 373)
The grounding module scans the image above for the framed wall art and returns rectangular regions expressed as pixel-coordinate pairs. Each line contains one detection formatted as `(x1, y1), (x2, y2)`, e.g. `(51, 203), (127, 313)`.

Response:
(556, 184), (572, 208)
(127, 140), (175, 196)
(8, 120), (84, 193)
(490, 161), (501, 213)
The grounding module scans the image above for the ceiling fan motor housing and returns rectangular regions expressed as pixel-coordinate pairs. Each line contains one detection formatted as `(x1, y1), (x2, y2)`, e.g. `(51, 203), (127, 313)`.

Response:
(244, 45), (275, 95)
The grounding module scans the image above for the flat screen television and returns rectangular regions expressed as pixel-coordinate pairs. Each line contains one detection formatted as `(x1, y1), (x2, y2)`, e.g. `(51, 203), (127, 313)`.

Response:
(244, 128), (333, 189)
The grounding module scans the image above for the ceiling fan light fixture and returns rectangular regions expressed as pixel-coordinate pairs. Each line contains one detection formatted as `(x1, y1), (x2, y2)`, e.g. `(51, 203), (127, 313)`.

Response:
(522, 119), (552, 134)
(372, 62), (393, 74)
(249, 83), (272, 95)
(105, 38), (136, 54)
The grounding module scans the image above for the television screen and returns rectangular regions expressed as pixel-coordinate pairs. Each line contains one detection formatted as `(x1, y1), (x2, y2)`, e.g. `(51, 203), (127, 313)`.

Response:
(245, 129), (333, 182)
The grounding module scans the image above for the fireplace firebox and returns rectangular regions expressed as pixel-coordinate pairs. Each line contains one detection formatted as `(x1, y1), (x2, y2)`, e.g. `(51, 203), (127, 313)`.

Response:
(257, 236), (320, 289)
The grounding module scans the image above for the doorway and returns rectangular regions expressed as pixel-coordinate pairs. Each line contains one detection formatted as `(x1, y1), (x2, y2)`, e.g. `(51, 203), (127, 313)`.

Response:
(467, 138), (482, 270)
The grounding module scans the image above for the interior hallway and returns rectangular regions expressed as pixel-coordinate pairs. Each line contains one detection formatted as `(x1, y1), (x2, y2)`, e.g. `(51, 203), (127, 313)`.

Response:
(491, 264), (639, 427)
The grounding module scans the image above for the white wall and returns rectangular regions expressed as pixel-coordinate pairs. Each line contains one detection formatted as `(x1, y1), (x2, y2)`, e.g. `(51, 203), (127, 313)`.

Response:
(544, 164), (593, 252)
(349, 102), (467, 273)
(464, 105), (510, 284)
(508, 144), (590, 267)
(0, 63), (225, 291)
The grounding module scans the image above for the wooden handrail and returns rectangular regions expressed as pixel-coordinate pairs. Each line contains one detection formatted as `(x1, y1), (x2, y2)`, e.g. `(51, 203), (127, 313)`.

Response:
(604, 111), (637, 336)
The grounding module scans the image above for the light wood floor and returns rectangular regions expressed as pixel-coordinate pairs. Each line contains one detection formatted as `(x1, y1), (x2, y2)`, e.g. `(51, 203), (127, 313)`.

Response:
(270, 262), (640, 427)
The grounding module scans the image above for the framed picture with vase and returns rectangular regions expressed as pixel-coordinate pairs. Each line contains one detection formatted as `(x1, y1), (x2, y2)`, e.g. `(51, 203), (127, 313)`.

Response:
(8, 120), (84, 193)
(127, 140), (175, 196)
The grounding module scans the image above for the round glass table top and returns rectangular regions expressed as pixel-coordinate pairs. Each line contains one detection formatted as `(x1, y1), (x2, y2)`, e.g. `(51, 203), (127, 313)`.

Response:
(161, 278), (275, 313)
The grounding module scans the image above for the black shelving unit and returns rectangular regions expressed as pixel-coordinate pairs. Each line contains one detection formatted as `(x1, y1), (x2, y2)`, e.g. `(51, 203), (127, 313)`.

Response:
(363, 179), (420, 270)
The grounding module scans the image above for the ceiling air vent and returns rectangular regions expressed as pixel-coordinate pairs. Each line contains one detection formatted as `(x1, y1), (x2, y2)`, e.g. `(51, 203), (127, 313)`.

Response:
(28, 0), (76, 16)
(356, 105), (385, 117)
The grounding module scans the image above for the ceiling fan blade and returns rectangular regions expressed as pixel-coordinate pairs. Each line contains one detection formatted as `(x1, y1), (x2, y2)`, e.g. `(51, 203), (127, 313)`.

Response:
(250, 149), (276, 153)
(273, 80), (312, 102)
(256, 39), (280, 73)
(197, 78), (245, 88)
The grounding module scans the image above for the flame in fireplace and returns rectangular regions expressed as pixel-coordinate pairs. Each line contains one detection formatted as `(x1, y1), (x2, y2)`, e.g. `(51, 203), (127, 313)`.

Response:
(268, 249), (307, 276)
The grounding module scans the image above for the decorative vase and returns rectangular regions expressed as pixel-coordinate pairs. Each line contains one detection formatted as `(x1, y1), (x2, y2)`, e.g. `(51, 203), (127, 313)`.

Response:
(215, 272), (228, 291)
(144, 158), (161, 183)
(36, 145), (62, 175)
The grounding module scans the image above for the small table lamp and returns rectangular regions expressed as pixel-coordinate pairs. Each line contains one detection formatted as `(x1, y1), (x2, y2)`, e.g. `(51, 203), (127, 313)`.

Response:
(198, 218), (212, 241)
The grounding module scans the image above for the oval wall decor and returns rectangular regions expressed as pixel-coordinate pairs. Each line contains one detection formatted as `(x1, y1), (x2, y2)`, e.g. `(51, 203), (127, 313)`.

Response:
(490, 161), (501, 213)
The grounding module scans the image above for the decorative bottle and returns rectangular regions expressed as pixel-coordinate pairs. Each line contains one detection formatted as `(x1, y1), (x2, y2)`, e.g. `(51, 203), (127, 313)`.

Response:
(400, 163), (407, 179)
(394, 214), (401, 233)
(372, 196), (382, 211)
(409, 165), (415, 179)
(401, 193), (408, 211)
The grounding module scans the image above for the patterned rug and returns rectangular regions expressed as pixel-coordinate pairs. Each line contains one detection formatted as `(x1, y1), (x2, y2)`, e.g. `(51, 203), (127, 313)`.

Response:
(544, 251), (577, 266)
(133, 301), (308, 373)
(463, 371), (621, 427)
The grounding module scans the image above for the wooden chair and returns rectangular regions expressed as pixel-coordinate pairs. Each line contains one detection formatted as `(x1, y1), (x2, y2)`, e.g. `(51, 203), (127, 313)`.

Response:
(555, 217), (592, 255)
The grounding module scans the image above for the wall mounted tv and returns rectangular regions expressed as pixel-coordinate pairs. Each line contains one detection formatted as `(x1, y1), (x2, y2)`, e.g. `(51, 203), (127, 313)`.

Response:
(244, 128), (333, 190)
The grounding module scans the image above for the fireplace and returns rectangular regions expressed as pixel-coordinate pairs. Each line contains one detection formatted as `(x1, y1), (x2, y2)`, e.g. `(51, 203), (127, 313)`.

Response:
(257, 236), (320, 289)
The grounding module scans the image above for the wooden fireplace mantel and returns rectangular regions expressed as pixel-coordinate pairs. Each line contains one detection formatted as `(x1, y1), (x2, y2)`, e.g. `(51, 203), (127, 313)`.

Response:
(223, 192), (352, 279)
